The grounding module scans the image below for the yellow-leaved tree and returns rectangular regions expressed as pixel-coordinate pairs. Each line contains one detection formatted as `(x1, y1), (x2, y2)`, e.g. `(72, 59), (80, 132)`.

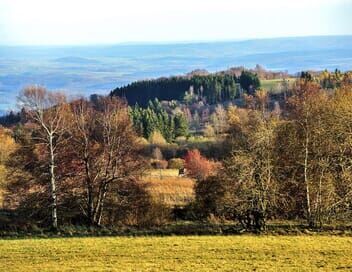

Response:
(0, 127), (17, 207)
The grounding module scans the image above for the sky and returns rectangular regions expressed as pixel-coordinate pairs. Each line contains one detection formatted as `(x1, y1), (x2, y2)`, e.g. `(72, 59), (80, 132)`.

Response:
(0, 0), (351, 45)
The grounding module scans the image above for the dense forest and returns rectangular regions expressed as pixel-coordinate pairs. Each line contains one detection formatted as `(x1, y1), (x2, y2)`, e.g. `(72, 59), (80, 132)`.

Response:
(111, 70), (261, 105)
(129, 99), (189, 141)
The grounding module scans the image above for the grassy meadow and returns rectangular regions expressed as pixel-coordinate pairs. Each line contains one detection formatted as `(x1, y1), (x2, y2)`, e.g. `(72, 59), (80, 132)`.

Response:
(260, 78), (295, 93)
(142, 170), (195, 206)
(1, 235), (351, 271)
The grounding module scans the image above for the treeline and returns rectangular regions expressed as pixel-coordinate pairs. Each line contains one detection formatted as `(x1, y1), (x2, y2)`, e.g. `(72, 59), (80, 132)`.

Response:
(111, 71), (260, 106)
(0, 111), (21, 127)
(301, 69), (352, 89)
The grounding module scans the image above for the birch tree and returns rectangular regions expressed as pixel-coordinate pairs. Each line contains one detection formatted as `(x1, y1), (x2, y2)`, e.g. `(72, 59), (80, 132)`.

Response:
(18, 86), (69, 230)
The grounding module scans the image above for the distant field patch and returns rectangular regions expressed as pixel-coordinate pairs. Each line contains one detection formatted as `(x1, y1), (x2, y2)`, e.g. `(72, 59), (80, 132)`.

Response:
(261, 78), (296, 93)
(141, 172), (194, 206)
(1, 236), (352, 271)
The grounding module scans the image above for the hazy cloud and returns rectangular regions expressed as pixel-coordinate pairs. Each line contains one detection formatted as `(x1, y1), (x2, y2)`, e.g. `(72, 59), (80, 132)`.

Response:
(0, 0), (351, 45)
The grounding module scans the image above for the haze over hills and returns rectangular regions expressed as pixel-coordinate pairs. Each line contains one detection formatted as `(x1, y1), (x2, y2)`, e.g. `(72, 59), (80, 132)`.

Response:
(0, 35), (352, 113)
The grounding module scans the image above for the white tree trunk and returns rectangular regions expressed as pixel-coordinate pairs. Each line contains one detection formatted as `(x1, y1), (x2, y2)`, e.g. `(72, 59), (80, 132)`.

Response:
(49, 134), (58, 230)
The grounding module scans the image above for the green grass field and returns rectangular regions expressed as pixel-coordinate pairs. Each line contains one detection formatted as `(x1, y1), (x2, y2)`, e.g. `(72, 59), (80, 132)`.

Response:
(261, 78), (296, 94)
(1, 235), (351, 271)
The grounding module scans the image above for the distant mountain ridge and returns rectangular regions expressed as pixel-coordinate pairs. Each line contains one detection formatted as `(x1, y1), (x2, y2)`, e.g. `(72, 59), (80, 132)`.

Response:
(53, 56), (100, 64)
(0, 35), (351, 112)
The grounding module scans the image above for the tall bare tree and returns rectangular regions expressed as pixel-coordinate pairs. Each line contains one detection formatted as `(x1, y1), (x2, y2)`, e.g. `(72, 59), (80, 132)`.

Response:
(225, 101), (280, 230)
(210, 104), (228, 135)
(70, 97), (144, 226)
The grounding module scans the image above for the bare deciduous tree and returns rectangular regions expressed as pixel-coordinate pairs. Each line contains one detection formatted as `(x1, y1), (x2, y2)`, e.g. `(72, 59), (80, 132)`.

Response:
(70, 97), (145, 226)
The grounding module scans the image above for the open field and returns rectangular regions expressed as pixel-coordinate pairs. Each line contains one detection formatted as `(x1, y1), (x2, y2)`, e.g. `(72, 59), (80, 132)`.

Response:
(141, 174), (195, 206)
(261, 78), (296, 93)
(0, 235), (352, 271)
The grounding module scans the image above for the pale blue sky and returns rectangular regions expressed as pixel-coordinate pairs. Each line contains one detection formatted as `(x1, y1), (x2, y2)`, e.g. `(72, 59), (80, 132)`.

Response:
(0, 0), (351, 45)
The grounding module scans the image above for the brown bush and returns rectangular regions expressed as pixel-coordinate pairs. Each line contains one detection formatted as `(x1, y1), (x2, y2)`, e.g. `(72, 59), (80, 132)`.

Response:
(103, 180), (171, 227)
(148, 130), (167, 145)
(168, 158), (185, 169)
(151, 159), (168, 169)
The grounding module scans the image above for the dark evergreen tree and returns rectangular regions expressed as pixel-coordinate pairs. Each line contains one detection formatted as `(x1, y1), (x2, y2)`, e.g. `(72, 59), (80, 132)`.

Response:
(129, 99), (177, 141)
(174, 113), (189, 138)
(300, 71), (313, 82)
(239, 71), (260, 94)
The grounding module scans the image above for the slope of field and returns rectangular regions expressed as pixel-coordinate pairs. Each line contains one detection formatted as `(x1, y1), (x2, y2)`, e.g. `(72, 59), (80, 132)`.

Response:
(1, 236), (351, 271)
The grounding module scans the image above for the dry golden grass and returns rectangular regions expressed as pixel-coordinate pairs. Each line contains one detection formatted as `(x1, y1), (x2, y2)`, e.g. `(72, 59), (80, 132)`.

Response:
(1, 235), (352, 271)
(144, 169), (180, 177)
(141, 175), (195, 206)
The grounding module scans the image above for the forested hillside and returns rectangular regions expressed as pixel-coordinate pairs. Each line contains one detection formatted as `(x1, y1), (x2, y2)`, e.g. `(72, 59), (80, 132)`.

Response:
(111, 70), (261, 105)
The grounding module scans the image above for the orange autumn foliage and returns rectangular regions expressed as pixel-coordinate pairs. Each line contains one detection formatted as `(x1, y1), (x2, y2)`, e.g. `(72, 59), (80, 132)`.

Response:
(184, 149), (219, 181)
